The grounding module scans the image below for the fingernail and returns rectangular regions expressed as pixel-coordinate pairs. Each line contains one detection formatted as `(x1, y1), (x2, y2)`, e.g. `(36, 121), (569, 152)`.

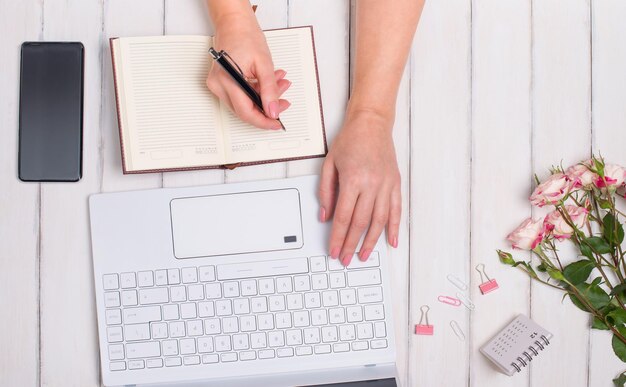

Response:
(277, 70), (287, 79)
(392, 237), (398, 248)
(269, 101), (279, 119)
(359, 248), (371, 261)
(271, 122), (282, 130)
(330, 247), (340, 259)
(341, 254), (352, 266)
(319, 207), (326, 222)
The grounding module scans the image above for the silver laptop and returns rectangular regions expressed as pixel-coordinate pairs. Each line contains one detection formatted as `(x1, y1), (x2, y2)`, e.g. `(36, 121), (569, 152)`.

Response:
(89, 175), (397, 387)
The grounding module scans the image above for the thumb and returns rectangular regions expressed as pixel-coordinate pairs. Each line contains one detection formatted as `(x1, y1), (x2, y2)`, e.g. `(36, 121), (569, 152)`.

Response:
(318, 158), (338, 222)
(255, 60), (280, 119)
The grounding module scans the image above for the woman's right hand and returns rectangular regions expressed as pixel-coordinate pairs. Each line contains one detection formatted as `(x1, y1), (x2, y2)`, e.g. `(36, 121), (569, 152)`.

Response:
(206, 8), (291, 129)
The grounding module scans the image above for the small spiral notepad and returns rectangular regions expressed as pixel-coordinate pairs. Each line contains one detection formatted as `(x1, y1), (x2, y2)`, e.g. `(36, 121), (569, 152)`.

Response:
(480, 314), (553, 376)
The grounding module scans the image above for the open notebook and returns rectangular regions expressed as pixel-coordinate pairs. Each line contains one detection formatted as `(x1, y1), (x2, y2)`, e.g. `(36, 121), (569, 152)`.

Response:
(110, 26), (326, 174)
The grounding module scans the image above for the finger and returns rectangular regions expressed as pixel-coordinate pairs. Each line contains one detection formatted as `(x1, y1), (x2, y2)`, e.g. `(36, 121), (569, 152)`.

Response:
(339, 194), (376, 266)
(277, 99), (291, 114)
(254, 59), (280, 119)
(328, 187), (358, 260)
(275, 69), (286, 80)
(277, 79), (292, 97)
(387, 184), (402, 248)
(318, 159), (338, 224)
(359, 193), (390, 261)
(207, 77), (236, 111)
(224, 82), (283, 130)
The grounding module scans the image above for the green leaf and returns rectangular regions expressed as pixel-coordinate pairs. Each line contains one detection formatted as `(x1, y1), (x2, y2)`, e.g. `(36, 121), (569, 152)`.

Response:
(609, 309), (626, 326)
(604, 213), (625, 245)
(580, 243), (594, 260)
(497, 250), (515, 265)
(612, 326), (626, 363)
(546, 266), (565, 281)
(569, 282), (611, 312)
(599, 198), (613, 210)
(612, 284), (626, 297)
(592, 277), (603, 287)
(537, 263), (547, 272)
(586, 236), (613, 254)
(613, 371), (626, 387)
(593, 316), (610, 330)
(563, 260), (595, 285)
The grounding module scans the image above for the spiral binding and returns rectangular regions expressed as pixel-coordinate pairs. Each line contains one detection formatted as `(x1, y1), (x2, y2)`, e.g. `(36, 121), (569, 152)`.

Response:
(510, 334), (550, 373)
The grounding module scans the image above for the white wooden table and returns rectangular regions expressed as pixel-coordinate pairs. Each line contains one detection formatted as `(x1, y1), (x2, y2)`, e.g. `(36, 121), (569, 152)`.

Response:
(2, 1), (626, 386)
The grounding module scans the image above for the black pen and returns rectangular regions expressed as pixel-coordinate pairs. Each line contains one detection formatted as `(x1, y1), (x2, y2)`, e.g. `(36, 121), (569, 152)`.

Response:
(208, 47), (286, 131)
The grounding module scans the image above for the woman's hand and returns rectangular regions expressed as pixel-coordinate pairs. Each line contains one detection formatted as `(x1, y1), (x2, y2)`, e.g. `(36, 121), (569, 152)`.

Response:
(319, 109), (401, 266)
(206, 11), (291, 129)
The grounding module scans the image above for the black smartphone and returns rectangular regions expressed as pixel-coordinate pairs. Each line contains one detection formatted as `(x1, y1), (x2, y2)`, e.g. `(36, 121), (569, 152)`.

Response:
(19, 42), (84, 182)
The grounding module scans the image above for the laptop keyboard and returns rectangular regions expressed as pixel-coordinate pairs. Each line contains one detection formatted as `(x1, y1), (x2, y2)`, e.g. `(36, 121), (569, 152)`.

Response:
(101, 252), (388, 372)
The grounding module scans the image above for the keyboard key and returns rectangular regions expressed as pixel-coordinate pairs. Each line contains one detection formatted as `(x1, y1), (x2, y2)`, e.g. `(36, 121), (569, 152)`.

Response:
(187, 284), (204, 301)
(357, 286), (383, 304)
(322, 326), (338, 343)
(126, 341), (160, 359)
(217, 258), (308, 281)
(215, 300), (233, 316)
(293, 311), (310, 327)
(109, 361), (126, 371)
(202, 354), (219, 364)
(146, 358), (163, 368)
(269, 295), (286, 312)
(170, 286), (187, 302)
(364, 304), (385, 321)
(221, 353), (238, 362)
(371, 339), (388, 349)
(155, 270), (168, 286)
(184, 355), (200, 365)
(187, 320), (203, 336)
(137, 271), (154, 287)
(322, 290), (339, 307)
(303, 327), (320, 344)
(165, 357), (182, 367)
(123, 305), (161, 324)
(198, 337), (214, 353)
(286, 329), (303, 346)
(327, 257), (344, 271)
(293, 275), (311, 292)
(163, 304), (179, 320)
(347, 251), (380, 269)
(223, 281), (240, 297)
(347, 306), (363, 323)
(167, 269), (181, 285)
(105, 309), (122, 325)
(277, 347), (294, 357)
(251, 297), (268, 313)
(352, 341), (369, 351)
(107, 326), (123, 343)
(357, 323), (374, 339)
(198, 301), (215, 318)
(180, 303), (197, 319)
(124, 323), (150, 341)
(128, 359), (144, 370)
(374, 322), (387, 338)
(287, 294), (304, 310)
(180, 338), (196, 355)
(139, 288), (168, 305)
(304, 292), (321, 309)
(240, 315), (257, 332)
(275, 312), (292, 329)
(222, 317), (239, 334)
(120, 272), (136, 289)
(276, 277), (293, 293)
(241, 280), (257, 296)
(181, 267), (198, 284)
(347, 269), (381, 287)
(309, 256), (327, 272)
(199, 266), (216, 282)
(258, 314), (275, 330)
(240, 351), (256, 361)
(215, 336), (232, 352)
(295, 346), (313, 356)
(333, 343), (350, 353)
(233, 299), (250, 315)
(339, 288), (357, 305)
(311, 274), (329, 290)
(329, 272), (346, 288)
(103, 274), (119, 290)
(258, 278), (275, 295)
(162, 340), (179, 356)
(339, 324), (356, 341)
(169, 321), (185, 338)
(251, 332), (267, 349)
(258, 349), (275, 359)
(329, 308), (346, 324)
(104, 292), (120, 308)
(205, 283), (222, 299)
(232, 333), (249, 350)
(151, 322), (168, 339)
(311, 309), (328, 326)
(108, 344), (124, 360)
(268, 331), (285, 347)
(204, 318), (220, 335)
(314, 344), (331, 354)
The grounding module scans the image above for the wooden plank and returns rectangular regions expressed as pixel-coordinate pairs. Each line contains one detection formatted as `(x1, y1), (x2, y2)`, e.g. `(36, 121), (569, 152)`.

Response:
(470, 1), (532, 386)
(161, 0), (224, 188)
(101, 0), (163, 192)
(286, 0), (350, 178)
(589, 1), (626, 384)
(529, 1), (591, 386)
(37, 1), (102, 385)
(408, 1), (472, 386)
(224, 0), (289, 183)
(0, 2), (42, 385)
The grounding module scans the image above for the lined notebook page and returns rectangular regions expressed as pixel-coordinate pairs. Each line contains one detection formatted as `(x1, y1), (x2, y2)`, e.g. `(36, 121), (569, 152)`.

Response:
(221, 27), (325, 163)
(117, 36), (225, 171)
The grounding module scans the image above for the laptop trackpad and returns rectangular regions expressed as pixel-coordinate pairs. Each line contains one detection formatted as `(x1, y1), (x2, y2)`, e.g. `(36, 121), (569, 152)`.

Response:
(170, 188), (304, 259)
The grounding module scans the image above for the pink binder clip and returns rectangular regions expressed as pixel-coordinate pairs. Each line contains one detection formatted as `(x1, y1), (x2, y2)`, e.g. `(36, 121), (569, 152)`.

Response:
(476, 263), (499, 294)
(414, 305), (434, 335)
(438, 295), (461, 307)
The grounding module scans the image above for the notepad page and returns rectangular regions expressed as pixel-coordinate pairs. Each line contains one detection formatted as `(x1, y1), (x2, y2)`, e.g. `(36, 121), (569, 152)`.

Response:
(115, 36), (226, 171)
(221, 27), (325, 164)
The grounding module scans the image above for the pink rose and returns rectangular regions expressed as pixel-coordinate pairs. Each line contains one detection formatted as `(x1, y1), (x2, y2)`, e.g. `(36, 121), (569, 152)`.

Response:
(595, 164), (626, 188)
(566, 160), (598, 189)
(507, 218), (545, 250)
(530, 173), (570, 207)
(544, 205), (589, 240)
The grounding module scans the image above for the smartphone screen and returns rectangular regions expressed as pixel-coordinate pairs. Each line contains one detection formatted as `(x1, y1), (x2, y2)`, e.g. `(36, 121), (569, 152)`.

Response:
(19, 42), (84, 182)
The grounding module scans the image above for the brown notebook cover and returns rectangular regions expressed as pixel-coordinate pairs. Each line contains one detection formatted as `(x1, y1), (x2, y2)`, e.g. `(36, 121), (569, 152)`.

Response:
(110, 26), (327, 174)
